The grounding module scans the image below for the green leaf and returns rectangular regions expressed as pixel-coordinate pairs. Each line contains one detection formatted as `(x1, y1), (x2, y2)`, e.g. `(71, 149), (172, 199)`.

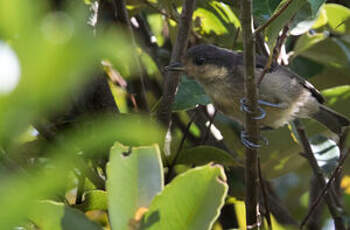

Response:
(265, 0), (306, 48)
(290, 0), (327, 36)
(75, 190), (107, 212)
(177, 145), (238, 166)
(323, 3), (350, 34)
(253, 0), (281, 24)
(309, 135), (340, 176)
(107, 143), (164, 230)
(173, 76), (211, 111)
(193, 1), (240, 48)
(141, 164), (228, 230)
(28, 200), (102, 230)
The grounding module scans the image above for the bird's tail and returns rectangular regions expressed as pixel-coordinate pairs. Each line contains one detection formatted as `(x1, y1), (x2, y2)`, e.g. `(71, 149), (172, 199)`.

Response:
(311, 105), (350, 134)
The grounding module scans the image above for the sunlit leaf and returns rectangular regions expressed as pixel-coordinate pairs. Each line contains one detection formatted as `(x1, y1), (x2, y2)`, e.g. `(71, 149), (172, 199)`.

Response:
(107, 143), (164, 230)
(28, 200), (102, 230)
(141, 164), (228, 230)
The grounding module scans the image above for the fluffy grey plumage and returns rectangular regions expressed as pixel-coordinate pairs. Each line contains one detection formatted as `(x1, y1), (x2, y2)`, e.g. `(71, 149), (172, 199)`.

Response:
(174, 44), (350, 134)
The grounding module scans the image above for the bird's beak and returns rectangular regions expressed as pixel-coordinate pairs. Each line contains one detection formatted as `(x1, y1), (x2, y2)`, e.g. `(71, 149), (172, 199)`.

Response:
(164, 62), (185, 72)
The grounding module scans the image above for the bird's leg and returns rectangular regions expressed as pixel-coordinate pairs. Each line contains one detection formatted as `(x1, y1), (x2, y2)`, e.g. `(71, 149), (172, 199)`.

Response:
(257, 99), (288, 109)
(239, 97), (269, 149)
(240, 98), (266, 120)
(240, 130), (269, 149)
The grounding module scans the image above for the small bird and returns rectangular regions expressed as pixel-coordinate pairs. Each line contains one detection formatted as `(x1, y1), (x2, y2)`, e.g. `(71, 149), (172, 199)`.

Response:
(166, 44), (350, 134)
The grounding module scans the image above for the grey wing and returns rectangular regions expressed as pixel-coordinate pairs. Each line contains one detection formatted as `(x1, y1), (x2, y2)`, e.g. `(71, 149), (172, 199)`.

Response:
(255, 53), (325, 104)
(278, 66), (325, 104)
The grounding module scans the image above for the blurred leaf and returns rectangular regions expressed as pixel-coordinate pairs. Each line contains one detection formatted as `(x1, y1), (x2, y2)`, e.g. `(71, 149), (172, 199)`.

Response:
(0, 2), (134, 146)
(107, 143), (164, 230)
(141, 164), (228, 230)
(177, 145), (238, 166)
(76, 190), (107, 212)
(28, 200), (102, 230)
(309, 135), (340, 176)
(173, 76), (211, 111)
(147, 13), (165, 46)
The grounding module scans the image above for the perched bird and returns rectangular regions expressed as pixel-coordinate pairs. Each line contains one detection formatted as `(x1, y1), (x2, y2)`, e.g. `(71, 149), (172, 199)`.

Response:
(166, 44), (350, 134)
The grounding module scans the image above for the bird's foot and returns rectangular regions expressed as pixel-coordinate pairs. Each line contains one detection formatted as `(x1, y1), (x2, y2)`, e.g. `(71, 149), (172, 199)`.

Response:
(257, 99), (288, 109)
(240, 130), (269, 149)
(240, 98), (266, 120)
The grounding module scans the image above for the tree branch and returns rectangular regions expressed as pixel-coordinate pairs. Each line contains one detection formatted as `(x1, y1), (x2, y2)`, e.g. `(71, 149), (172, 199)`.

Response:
(240, 0), (260, 228)
(294, 119), (345, 230)
(157, 0), (197, 125)
(254, 0), (295, 34)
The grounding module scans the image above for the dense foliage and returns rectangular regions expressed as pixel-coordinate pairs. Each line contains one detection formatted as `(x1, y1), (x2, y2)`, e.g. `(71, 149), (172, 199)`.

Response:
(0, 0), (350, 229)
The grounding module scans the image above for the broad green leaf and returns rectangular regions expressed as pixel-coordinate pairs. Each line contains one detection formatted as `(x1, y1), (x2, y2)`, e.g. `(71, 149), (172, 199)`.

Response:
(141, 164), (228, 230)
(177, 145), (238, 166)
(290, 0), (326, 36)
(173, 76), (211, 111)
(323, 4), (350, 34)
(289, 56), (324, 79)
(193, 1), (240, 48)
(294, 35), (350, 67)
(28, 200), (102, 230)
(107, 143), (164, 230)
(309, 135), (340, 176)
(265, 0), (306, 48)
(75, 190), (107, 212)
(294, 32), (327, 55)
(253, 0), (281, 24)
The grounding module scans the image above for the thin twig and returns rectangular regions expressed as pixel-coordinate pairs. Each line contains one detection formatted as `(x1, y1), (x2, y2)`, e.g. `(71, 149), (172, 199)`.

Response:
(157, 0), (197, 125)
(165, 110), (198, 183)
(257, 23), (289, 87)
(254, 0), (295, 34)
(258, 157), (272, 228)
(113, 0), (150, 112)
(294, 119), (345, 230)
(232, 27), (240, 50)
(300, 148), (349, 229)
(240, 0), (260, 228)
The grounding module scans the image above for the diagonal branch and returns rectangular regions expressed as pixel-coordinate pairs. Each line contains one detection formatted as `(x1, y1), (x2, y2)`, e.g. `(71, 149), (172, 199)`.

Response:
(254, 0), (295, 34)
(294, 119), (345, 230)
(240, 0), (260, 228)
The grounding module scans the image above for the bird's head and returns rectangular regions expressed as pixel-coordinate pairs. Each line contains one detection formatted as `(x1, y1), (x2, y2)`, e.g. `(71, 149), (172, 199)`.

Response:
(165, 44), (238, 83)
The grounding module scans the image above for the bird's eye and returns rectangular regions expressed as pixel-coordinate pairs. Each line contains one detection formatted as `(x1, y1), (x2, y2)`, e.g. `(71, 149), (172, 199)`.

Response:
(194, 56), (205, 65)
